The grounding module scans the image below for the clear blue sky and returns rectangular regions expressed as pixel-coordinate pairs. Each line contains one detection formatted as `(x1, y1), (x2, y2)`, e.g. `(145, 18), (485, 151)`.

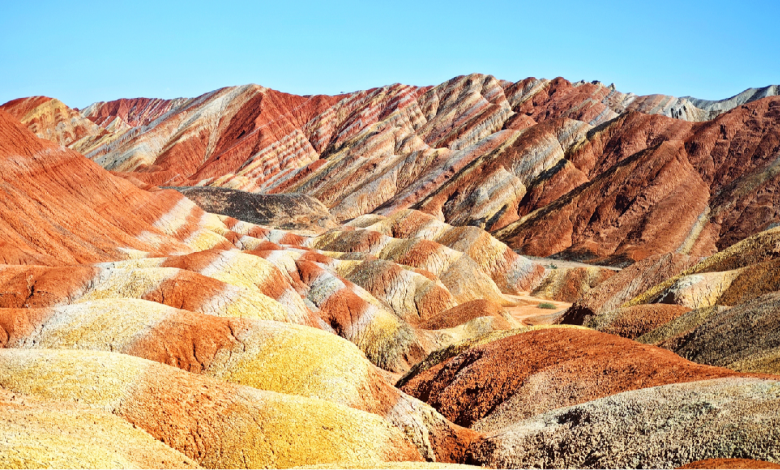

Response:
(1, 0), (778, 109)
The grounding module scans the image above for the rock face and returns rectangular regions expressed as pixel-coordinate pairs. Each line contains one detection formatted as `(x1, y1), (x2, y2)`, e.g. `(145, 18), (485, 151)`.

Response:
(585, 304), (692, 339)
(684, 84), (780, 119)
(3, 76), (780, 468)
(530, 266), (616, 302)
(667, 292), (780, 375)
(416, 300), (508, 330)
(6, 77), (780, 264)
(0, 349), (423, 468)
(0, 389), (199, 469)
(172, 186), (338, 232)
(399, 328), (747, 432)
(560, 252), (698, 325)
(467, 378), (780, 469)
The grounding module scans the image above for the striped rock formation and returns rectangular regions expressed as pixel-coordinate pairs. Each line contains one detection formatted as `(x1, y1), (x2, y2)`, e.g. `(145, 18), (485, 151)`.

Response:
(0, 389), (198, 469)
(467, 378), (780, 469)
(496, 99), (780, 263)
(396, 325), (587, 390)
(0, 107), (542, 375)
(3, 74), (780, 468)
(172, 186), (338, 233)
(0, 251), (438, 373)
(399, 328), (749, 432)
(560, 252), (698, 325)
(584, 304), (692, 339)
(667, 293), (780, 375)
(307, 230), (516, 306)
(6, 76), (779, 265)
(569, 227), (780, 375)
(346, 209), (545, 293)
(416, 300), (511, 331)
(0, 300), (476, 462)
(530, 265), (617, 302)
(0, 348), (424, 468)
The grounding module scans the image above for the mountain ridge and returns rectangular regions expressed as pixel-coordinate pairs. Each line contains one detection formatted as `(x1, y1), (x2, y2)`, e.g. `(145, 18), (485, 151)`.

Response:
(3, 74), (779, 266)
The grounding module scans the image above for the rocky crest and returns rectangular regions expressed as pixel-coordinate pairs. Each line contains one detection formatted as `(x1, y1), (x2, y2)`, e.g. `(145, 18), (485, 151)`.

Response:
(2, 74), (780, 469)
(5, 76), (779, 266)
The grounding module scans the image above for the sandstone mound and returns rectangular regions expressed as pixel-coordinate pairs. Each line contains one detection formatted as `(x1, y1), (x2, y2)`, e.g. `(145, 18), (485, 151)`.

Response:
(560, 252), (697, 324)
(0, 109), (194, 264)
(0, 349), (423, 468)
(628, 226), (780, 308)
(289, 258), (431, 372)
(585, 304), (692, 339)
(309, 229), (511, 305)
(0, 246), (440, 373)
(0, 96), (104, 149)
(530, 265), (616, 302)
(0, 264), (292, 322)
(496, 140), (712, 263)
(396, 325), (586, 389)
(667, 292), (780, 374)
(0, 389), (198, 469)
(173, 186), (338, 232)
(0, 299), (474, 462)
(400, 328), (747, 432)
(334, 258), (457, 324)
(467, 378), (780, 469)
(350, 209), (545, 293)
(636, 305), (728, 348)
(417, 300), (508, 330)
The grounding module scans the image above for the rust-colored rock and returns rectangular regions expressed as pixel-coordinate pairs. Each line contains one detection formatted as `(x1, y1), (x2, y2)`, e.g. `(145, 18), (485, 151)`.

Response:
(417, 300), (508, 330)
(530, 265), (617, 303)
(585, 304), (692, 339)
(560, 252), (697, 325)
(400, 328), (753, 431)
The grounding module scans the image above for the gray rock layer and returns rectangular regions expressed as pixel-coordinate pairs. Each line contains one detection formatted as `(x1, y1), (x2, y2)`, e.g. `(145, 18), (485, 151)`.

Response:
(468, 378), (780, 469)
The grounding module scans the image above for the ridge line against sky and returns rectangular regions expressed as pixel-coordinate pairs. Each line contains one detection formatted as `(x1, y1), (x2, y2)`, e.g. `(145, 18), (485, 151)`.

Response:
(1, 0), (779, 109)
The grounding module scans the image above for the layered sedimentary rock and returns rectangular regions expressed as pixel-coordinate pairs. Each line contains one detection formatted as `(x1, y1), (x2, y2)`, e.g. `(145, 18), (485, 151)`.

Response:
(399, 328), (747, 432)
(472, 378), (780, 469)
(0, 349), (424, 468)
(3, 74), (780, 468)
(7, 75), (779, 265)
(665, 292), (780, 374)
(0, 109), (194, 264)
(0, 389), (198, 469)
(496, 140), (714, 263)
(395, 325), (587, 390)
(0, 300), (475, 462)
(0, 96), (105, 149)
(416, 300), (508, 331)
(560, 252), (698, 325)
(530, 265), (616, 302)
(497, 98), (780, 262)
(172, 186), (338, 232)
(467, 378), (780, 469)
(346, 210), (545, 293)
(602, 227), (780, 375)
(585, 304), (692, 339)
(629, 227), (780, 308)
(684, 84), (780, 119)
